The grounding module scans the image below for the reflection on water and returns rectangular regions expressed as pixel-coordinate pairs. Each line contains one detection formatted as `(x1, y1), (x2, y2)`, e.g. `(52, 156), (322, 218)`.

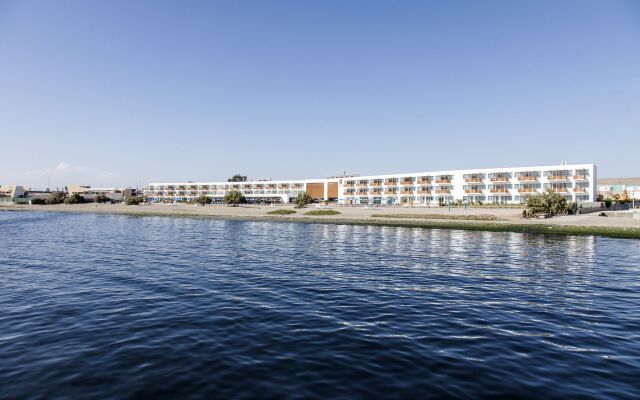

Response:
(0, 211), (639, 399)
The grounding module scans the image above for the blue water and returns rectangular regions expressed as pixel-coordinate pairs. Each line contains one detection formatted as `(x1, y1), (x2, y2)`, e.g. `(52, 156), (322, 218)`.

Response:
(1, 211), (640, 399)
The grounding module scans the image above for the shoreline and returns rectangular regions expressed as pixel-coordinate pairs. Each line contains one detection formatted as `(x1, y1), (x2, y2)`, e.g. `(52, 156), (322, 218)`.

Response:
(2, 204), (639, 239)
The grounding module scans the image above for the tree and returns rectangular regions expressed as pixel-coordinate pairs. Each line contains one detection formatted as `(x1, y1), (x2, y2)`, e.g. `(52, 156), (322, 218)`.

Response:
(295, 191), (314, 208)
(95, 194), (111, 203)
(126, 195), (145, 205)
(64, 193), (86, 204)
(194, 195), (212, 206)
(223, 190), (246, 206)
(227, 174), (247, 182)
(525, 189), (568, 216)
(45, 191), (66, 205)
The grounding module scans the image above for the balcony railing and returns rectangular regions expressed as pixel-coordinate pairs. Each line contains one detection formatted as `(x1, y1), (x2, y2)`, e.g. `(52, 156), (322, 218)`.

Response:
(547, 176), (568, 181)
(384, 182), (398, 186)
(517, 188), (537, 193)
(573, 175), (587, 180)
(550, 188), (568, 193)
(278, 184), (289, 189)
(417, 190), (432, 194)
(370, 182), (382, 187)
(343, 183), (355, 188)
(517, 176), (537, 181)
(490, 188), (509, 193)
(464, 189), (483, 194)
(490, 177), (509, 182)
(370, 191), (383, 196)
(357, 183), (368, 187)
(343, 191), (355, 196)
(464, 178), (483, 183)
(417, 179), (432, 184)
(355, 191), (368, 196)
(385, 190), (398, 194)
(400, 182), (414, 186)
(435, 189), (451, 194)
(573, 188), (587, 193)
(435, 179), (451, 184)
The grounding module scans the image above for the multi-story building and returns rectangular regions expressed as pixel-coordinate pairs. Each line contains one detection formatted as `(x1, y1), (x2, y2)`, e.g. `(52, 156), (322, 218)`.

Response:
(144, 163), (596, 205)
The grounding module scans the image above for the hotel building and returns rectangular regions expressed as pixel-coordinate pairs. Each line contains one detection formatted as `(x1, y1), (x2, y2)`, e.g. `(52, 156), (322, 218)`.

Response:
(144, 163), (596, 205)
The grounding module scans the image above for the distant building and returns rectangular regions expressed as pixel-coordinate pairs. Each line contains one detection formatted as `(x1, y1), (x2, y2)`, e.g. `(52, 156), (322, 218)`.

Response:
(0, 185), (28, 204)
(597, 178), (640, 200)
(67, 185), (125, 202)
(144, 163), (597, 205)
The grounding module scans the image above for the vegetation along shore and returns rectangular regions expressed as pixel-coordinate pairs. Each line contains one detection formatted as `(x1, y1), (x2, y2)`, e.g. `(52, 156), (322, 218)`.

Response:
(2, 203), (639, 240)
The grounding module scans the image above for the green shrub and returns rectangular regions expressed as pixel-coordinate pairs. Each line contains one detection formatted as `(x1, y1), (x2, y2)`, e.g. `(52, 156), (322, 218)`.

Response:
(30, 198), (45, 205)
(95, 194), (111, 203)
(223, 190), (246, 207)
(126, 195), (145, 205)
(64, 193), (86, 204)
(45, 191), (66, 205)
(525, 189), (568, 216)
(304, 210), (341, 216)
(194, 195), (212, 206)
(294, 191), (314, 208)
(267, 209), (296, 215)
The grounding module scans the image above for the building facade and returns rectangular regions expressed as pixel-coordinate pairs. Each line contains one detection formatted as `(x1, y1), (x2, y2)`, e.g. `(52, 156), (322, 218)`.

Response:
(144, 163), (596, 205)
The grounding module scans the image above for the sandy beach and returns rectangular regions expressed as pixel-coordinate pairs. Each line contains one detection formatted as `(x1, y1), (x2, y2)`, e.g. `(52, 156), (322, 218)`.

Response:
(2, 203), (639, 239)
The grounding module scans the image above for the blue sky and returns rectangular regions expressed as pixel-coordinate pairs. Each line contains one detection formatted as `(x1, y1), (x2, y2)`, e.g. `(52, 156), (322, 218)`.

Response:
(1, 0), (638, 189)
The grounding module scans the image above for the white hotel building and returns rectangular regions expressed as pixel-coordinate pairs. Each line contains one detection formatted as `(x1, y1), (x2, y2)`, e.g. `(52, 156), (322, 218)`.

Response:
(145, 163), (596, 205)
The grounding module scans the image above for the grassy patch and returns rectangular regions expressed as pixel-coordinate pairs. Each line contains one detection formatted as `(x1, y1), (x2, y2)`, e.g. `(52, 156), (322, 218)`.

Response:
(371, 213), (504, 221)
(349, 220), (640, 239)
(304, 210), (341, 216)
(267, 209), (297, 215)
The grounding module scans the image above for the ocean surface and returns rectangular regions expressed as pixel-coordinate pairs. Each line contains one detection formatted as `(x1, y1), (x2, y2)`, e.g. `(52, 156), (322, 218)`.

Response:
(1, 211), (639, 399)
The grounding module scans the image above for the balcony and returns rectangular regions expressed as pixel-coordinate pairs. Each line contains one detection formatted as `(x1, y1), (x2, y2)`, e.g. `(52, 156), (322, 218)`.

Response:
(343, 183), (355, 188)
(435, 179), (451, 184)
(573, 188), (587, 193)
(355, 191), (368, 196)
(417, 178), (432, 184)
(370, 181), (382, 187)
(384, 181), (398, 186)
(464, 189), (483, 194)
(551, 188), (568, 193)
(417, 190), (432, 194)
(357, 183), (368, 188)
(490, 188), (509, 193)
(385, 190), (398, 195)
(464, 178), (483, 183)
(547, 176), (568, 181)
(573, 175), (588, 180)
(278, 184), (289, 189)
(343, 191), (356, 196)
(292, 185), (304, 189)
(517, 176), (537, 182)
(490, 176), (509, 182)
(435, 189), (451, 194)
(400, 181), (414, 186)
(370, 191), (383, 196)
(517, 188), (537, 193)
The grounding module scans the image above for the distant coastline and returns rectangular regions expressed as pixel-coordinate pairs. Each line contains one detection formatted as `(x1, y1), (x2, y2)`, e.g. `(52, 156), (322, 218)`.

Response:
(2, 204), (639, 240)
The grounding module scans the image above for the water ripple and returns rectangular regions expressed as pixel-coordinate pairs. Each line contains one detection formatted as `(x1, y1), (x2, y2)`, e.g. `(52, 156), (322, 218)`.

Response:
(1, 211), (640, 399)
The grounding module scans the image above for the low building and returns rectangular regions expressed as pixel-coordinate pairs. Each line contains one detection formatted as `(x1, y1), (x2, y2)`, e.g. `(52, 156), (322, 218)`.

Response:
(144, 163), (597, 205)
(597, 178), (640, 200)
(0, 185), (29, 204)
(67, 185), (125, 202)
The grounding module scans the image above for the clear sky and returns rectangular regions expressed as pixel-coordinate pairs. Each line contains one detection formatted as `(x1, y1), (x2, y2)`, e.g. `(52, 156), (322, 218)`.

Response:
(1, 0), (638, 189)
